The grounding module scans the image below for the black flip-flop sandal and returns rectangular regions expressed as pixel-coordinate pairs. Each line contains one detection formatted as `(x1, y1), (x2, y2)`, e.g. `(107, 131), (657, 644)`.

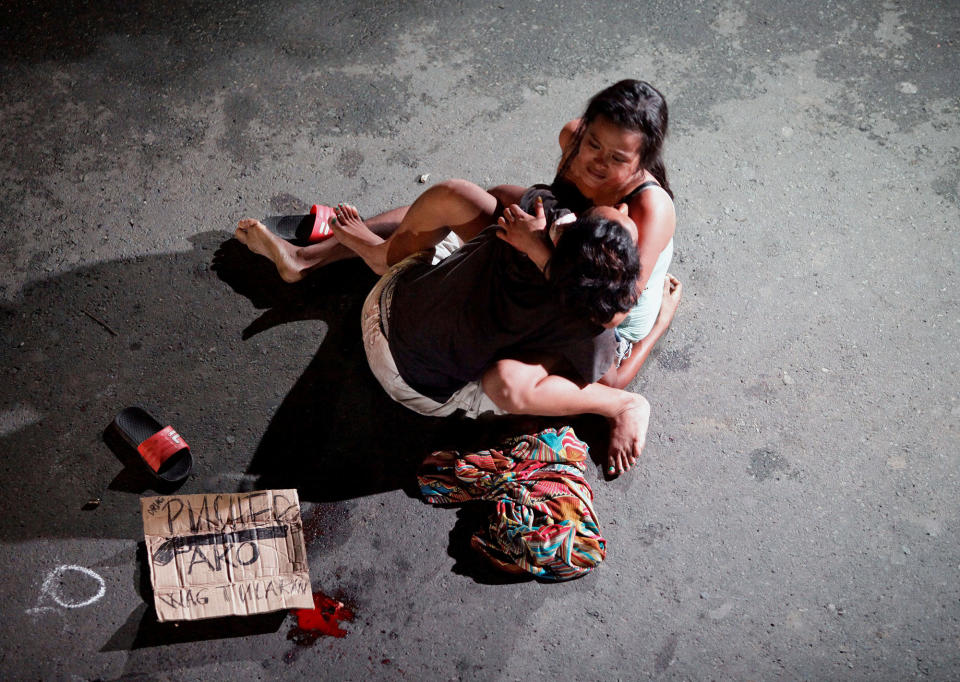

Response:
(262, 204), (336, 244)
(109, 406), (193, 484)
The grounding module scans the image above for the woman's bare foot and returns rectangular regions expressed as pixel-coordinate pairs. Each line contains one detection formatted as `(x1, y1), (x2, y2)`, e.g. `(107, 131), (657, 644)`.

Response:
(330, 203), (388, 274)
(234, 219), (305, 283)
(606, 395), (650, 476)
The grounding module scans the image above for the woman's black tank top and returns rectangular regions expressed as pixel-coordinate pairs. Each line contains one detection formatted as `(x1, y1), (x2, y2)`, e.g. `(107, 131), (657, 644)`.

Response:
(549, 176), (661, 213)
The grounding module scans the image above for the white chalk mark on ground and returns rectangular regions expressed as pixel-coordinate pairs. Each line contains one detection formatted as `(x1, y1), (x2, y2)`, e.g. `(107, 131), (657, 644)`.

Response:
(26, 565), (106, 613)
(0, 404), (42, 438)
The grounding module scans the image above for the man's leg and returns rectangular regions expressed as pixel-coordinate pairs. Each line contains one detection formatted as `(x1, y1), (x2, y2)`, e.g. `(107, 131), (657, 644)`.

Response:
(481, 358), (651, 476)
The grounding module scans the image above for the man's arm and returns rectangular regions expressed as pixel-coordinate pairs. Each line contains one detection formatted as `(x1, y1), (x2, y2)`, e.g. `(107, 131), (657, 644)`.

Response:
(481, 357), (650, 475)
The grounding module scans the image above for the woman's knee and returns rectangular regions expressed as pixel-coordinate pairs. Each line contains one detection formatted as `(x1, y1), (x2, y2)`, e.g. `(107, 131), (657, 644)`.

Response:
(487, 184), (526, 207)
(414, 179), (497, 234)
(431, 178), (493, 207)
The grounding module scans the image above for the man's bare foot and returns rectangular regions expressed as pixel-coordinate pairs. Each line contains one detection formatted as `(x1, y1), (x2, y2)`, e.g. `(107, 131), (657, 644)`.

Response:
(658, 273), (682, 325)
(606, 395), (650, 476)
(235, 219), (305, 283)
(330, 203), (388, 274)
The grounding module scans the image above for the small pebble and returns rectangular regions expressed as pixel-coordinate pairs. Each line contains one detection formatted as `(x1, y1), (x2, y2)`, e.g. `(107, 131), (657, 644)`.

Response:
(708, 602), (733, 620)
(226, 435), (236, 445)
(418, 173), (430, 183)
(782, 372), (794, 385)
(897, 81), (918, 94)
(902, 546), (911, 555)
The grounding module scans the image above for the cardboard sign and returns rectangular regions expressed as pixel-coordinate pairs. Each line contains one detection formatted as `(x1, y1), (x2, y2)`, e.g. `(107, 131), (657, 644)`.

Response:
(141, 489), (313, 622)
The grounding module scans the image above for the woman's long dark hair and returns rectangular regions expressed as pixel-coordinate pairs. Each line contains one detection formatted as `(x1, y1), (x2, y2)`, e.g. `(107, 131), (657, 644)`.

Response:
(558, 79), (673, 198)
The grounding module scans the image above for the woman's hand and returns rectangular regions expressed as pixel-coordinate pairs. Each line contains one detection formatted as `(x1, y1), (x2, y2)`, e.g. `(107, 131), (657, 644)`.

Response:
(496, 198), (553, 271)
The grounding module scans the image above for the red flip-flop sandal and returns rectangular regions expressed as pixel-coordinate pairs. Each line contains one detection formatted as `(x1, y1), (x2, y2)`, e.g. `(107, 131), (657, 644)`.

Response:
(109, 407), (193, 483)
(262, 204), (337, 244)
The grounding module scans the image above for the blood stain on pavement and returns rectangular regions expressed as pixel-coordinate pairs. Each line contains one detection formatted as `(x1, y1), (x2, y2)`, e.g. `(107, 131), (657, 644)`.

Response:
(287, 591), (355, 646)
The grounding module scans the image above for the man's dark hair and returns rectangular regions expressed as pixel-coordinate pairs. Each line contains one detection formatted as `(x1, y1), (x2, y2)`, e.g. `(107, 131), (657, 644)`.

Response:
(547, 214), (640, 325)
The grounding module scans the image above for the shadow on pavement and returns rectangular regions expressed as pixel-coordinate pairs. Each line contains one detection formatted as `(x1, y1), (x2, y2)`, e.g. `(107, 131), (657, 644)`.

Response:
(0, 231), (539, 544)
(2, 231), (608, 657)
(101, 543), (287, 653)
(210, 237), (560, 503)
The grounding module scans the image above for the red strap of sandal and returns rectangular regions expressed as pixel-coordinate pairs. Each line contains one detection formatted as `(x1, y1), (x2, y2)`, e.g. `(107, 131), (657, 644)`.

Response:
(309, 204), (337, 242)
(138, 426), (188, 472)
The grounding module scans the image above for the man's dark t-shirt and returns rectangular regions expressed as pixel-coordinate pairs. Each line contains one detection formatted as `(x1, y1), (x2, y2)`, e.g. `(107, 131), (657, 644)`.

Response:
(386, 226), (616, 403)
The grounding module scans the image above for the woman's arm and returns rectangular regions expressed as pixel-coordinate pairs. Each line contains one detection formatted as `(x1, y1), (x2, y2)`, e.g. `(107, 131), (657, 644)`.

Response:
(559, 118), (581, 152)
(599, 274), (682, 389)
(600, 192), (678, 389)
(628, 185), (676, 292)
(556, 118), (582, 173)
(486, 184), (526, 209)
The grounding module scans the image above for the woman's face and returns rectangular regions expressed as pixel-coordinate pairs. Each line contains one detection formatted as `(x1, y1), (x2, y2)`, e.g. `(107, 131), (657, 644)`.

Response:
(566, 116), (644, 196)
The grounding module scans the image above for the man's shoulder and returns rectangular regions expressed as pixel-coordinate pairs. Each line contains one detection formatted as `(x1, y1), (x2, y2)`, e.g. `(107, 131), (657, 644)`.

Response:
(462, 226), (536, 272)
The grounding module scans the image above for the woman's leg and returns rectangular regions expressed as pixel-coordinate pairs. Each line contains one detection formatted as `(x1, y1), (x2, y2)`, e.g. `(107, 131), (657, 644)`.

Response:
(487, 184), (526, 208)
(299, 205), (410, 266)
(307, 183), (517, 272)
(234, 204), (409, 282)
(330, 179), (500, 275)
(236, 179), (505, 281)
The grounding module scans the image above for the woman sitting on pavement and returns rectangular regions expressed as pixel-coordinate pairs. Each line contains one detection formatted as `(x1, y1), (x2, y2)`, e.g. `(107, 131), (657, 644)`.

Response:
(236, 79), (682, 390)
(235, 80), (681, 474)
(241, 186), (650, 475)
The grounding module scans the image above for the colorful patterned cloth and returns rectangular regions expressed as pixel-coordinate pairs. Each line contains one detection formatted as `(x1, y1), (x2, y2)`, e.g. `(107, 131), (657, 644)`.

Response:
(418, 427), (605, 580)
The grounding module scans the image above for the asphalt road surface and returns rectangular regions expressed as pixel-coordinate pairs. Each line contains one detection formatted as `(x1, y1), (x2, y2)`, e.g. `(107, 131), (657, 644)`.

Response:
(1, 0), (958, 678)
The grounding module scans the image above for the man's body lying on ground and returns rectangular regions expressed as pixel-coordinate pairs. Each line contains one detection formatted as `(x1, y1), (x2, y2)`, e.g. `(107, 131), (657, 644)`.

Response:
(237, 187), (651, 474)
